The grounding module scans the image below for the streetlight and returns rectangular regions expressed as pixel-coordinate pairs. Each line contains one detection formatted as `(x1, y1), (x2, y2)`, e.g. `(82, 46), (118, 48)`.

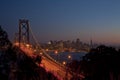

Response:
(68, 55), (71, 59)
(63, 61), (66, 65)
(34, 49), (36, 52)
(15, 42), (19, 46)
(46, 49), (49, 51)
(65, 55), (72, 80)
(54, 50), (59, 62)
(68, 55), (72, 63)
(26, 44), (30, 48)
(64, 60), (68, 80)
(55, 50), (58, 54)
(39, 52), (43, 55)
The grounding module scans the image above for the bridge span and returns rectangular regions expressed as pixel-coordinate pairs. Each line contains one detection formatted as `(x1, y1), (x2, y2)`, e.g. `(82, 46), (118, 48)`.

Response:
(14, 43), (85, 80)
(15, 43), (73, 80)
(14, 19), (85, 80)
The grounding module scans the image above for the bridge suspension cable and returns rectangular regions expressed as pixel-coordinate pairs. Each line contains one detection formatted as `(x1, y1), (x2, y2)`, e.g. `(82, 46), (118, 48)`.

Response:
(29, 25), (63, 66)
(16, 19), (85, 80)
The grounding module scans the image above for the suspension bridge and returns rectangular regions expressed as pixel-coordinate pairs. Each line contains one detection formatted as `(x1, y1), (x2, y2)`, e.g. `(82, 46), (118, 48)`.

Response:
(14, 19), (85, 80)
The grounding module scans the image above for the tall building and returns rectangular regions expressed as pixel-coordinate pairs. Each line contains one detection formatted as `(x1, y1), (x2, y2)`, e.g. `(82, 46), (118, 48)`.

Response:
(90, 39), (93, 49)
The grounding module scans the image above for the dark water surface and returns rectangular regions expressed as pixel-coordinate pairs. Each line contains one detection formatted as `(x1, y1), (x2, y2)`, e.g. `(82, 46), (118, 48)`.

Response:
(48, 52), (87, 63)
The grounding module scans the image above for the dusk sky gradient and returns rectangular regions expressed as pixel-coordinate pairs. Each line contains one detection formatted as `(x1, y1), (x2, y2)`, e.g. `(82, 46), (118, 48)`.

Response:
(1, 0), (120, 45)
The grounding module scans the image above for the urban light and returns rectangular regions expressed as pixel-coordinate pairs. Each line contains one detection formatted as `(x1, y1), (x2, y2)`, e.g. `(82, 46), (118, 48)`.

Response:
(34, 49), (36, 52)
(26, 44), (30, 48)
(40, 52), (43, 55)
(68, 55), (71, 59)
(55, 50), (58, 54)
(15, 42), (19, 46)
(63, 61), (66, 65)
(46, 49), (49, 51)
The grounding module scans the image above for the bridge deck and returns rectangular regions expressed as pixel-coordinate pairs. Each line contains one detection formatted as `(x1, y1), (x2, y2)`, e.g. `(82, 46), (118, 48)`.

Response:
(14, 43), (84, 80)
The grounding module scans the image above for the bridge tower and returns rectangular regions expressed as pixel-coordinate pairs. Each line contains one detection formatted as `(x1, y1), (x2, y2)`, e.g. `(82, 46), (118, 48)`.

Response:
(19, 19), (30, 46)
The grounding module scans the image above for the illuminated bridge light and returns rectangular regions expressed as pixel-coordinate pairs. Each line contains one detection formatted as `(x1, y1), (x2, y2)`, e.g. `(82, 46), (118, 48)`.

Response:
(68, 55), (71, 59)
(40, 52), (43, 55)
(55, 50), (58, 54)
(26, 44), (30, 48)
(34, 49), (36, 52)
(46, 49), (49, 51)
(63, 61), (66, 65)
(14, 42), (19, 46)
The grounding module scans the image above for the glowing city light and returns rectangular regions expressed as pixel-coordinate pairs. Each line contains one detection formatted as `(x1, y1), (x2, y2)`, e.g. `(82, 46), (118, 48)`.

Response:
(55, 50), (58, 54)
(26, 44), (30, 48)
(40, 52), (43, 55)
(68, 55), (71, 59)
(46, 49), (49, 51)
(63, 61), (66, 65)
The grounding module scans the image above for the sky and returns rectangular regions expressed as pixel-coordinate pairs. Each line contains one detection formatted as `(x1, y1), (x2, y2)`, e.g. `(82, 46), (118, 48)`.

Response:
(1, 0), (120, 45)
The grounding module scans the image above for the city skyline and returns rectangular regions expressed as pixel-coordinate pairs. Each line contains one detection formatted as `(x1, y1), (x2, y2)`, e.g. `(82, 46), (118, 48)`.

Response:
(1, 0), (120, 45)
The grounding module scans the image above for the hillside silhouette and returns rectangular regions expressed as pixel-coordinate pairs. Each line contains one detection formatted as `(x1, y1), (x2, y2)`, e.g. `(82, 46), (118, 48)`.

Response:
(68, 45), (120, 80)
(0, 26), (58, 80)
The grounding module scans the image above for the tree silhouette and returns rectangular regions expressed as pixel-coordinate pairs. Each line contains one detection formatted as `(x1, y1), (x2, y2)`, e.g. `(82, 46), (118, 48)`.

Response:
(80, 45), (120, 80)
(0, 26), (58, 80)
(0, 26), (11, 50)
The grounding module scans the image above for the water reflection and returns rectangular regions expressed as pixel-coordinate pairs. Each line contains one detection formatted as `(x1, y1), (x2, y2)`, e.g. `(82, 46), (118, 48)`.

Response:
(48, 52), (87, 63)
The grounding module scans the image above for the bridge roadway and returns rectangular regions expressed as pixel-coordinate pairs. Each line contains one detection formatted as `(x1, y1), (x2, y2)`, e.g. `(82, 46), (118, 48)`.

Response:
(16, 44), (72, 80)
(15, 44), (85, 80)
